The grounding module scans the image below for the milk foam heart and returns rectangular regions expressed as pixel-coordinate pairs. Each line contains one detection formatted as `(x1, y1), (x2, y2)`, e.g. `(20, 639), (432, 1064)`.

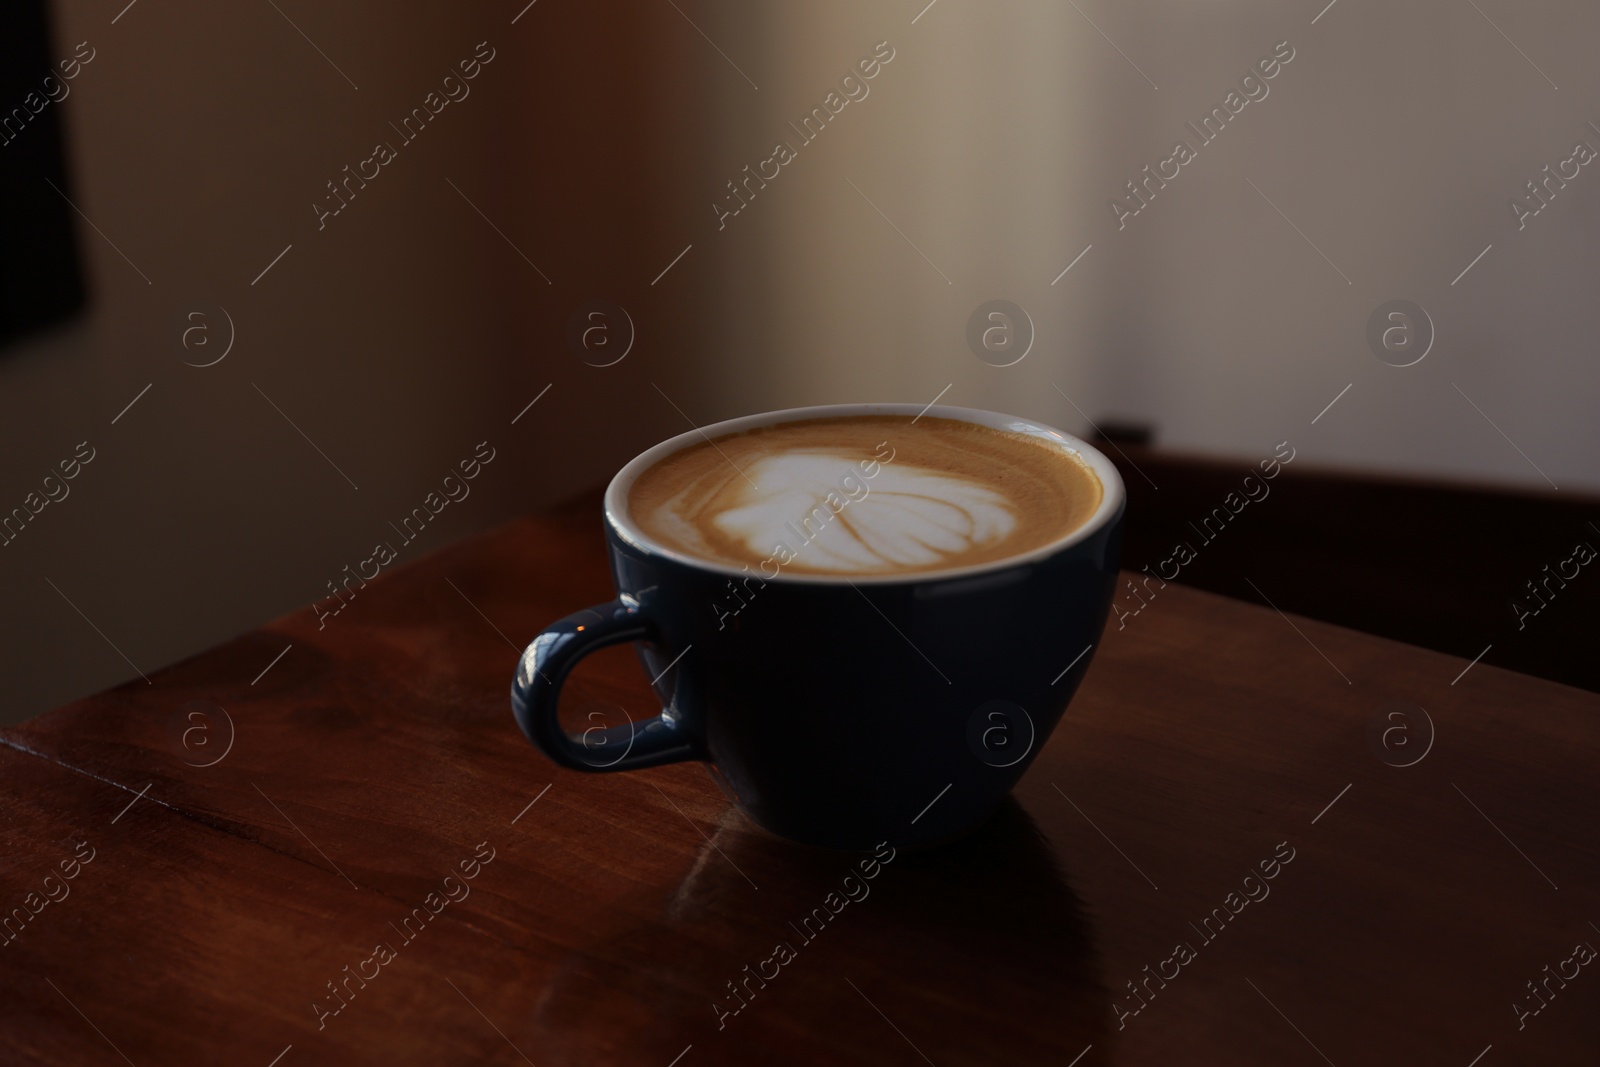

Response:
(627, 414), (1102, 577)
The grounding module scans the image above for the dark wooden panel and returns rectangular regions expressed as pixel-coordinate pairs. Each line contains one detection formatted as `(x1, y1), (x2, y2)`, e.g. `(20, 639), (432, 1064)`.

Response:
(1098, 439), (1600, 692)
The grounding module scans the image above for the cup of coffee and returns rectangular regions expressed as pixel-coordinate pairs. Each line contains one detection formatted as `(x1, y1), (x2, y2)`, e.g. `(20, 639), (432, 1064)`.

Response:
(511, 404), (1124, 849)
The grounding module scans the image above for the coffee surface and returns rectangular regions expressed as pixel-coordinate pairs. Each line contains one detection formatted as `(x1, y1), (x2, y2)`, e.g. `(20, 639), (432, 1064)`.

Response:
(626, 415), (1102, 576)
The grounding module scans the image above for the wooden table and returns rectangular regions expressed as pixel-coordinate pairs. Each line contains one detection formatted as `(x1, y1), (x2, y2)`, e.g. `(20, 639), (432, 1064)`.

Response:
(2, 499), (1596, 1066)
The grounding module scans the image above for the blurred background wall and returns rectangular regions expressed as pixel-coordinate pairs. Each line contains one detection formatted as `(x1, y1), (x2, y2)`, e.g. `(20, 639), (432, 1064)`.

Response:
(2, 0), (1596, 722)
(0, 0), (711, 720)
(696, 0), (1599, 488)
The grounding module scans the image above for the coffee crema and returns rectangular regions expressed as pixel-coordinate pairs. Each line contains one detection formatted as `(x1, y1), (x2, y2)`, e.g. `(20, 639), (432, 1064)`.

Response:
(626, 415), (1102, 576)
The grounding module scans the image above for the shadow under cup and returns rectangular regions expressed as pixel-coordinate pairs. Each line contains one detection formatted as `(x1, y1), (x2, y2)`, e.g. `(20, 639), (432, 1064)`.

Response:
(512, 403), (1125, 849)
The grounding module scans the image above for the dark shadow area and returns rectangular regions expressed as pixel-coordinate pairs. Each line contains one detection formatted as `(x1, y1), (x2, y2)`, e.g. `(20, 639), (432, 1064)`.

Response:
(0, 0), (85, 346)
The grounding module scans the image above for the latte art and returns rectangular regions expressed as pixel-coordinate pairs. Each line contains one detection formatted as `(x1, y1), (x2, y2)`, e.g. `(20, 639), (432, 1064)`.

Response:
(628, 415), (1102, 577)
(714, 453), (1017, 572)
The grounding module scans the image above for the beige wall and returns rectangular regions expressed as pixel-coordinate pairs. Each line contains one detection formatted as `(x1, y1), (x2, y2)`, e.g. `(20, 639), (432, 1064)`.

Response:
(5, 0), (1597, 721)
(694, 0), (1600, 491)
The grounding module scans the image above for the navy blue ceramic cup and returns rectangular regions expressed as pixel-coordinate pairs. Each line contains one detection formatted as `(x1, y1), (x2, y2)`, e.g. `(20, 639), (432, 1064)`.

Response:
(512, 404), (1124, 849)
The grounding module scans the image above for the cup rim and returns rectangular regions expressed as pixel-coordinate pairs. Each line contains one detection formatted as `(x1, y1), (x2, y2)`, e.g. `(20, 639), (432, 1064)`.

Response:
(603, 403), (1126, 586)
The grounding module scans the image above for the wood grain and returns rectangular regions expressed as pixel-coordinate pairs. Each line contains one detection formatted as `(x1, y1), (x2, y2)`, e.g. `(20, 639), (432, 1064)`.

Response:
(1, 498), (1596, 1065)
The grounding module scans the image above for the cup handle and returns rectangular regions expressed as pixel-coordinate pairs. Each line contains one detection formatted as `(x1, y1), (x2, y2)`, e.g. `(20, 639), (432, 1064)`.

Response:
(511, 599), (699, 772)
